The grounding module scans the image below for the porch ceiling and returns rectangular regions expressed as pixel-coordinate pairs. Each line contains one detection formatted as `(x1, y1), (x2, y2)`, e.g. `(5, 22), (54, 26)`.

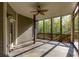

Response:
(8, 2), (77, 20)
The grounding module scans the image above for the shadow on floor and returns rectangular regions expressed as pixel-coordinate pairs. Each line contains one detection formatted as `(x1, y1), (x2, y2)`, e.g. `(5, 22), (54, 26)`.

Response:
(13, 43), (45, 57)
(14, 43), (34, 51)
(37, 40), (70, 48)
(40, 42), (60, 57)
(66, 43), (74, 57)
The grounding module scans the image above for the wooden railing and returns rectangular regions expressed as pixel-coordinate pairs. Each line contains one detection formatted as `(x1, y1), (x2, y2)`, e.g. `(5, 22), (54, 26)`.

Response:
(37, 33), (71, 43)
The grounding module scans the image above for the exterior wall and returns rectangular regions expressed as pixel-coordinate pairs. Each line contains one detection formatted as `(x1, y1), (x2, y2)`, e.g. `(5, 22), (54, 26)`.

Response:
(2, 3), (33, 56)
(17, 26), (33, 44)
(7, 3), (33, 47)
(0, 3), (3, 56)
(17, 14), (33, 44)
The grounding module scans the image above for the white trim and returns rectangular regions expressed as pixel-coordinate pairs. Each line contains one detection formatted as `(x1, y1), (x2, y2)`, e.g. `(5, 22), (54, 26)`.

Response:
(78, 12), (79, 54)
(15, 13), (18, 45)
(74, 6), (78, 14)
(3, 2), (9, 56)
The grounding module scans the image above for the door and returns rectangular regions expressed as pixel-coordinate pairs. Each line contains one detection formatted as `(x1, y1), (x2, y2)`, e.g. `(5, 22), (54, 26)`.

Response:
(7, 16), (16, 52)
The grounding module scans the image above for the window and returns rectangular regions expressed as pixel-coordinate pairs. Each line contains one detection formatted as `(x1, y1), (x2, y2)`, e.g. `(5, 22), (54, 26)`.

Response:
(38, 20), (43, 33)
(44, 19), (51, 33)
(74, 14), (78, 32)
(37, 15), (72, 40)
(53, 17), (60, 34)
(74, 13), (78, 49)
(62, 15), (71, 34)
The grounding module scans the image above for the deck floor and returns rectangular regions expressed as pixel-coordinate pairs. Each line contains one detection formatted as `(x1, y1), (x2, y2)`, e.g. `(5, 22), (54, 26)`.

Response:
(9, 39), (78, 57)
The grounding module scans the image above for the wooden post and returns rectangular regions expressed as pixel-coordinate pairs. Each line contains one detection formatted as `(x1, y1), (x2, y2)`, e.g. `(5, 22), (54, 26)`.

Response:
(60, 16), (62, 35)
(43, 20), (45, 39)
(78, 2), (79, 57)
(51, 18), (53, 40)
(78, 11), (79, 57)
(71, 14), (74, 42)
(33, 14), (36, 44)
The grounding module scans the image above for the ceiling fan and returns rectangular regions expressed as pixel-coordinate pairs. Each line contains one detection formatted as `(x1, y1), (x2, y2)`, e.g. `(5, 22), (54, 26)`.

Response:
(31, 4), (48, 15)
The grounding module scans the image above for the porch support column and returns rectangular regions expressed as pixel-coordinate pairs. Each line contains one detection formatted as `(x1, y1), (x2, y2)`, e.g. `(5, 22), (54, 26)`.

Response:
(51, 18), (53, 40)
(60, 16), (62, 35)
(78, 2), (79, 57)
(71, 14), (74, 42)
(43, 20), (45, 39)
(3, 2), (9, 56)
(33, 14), (36, 44)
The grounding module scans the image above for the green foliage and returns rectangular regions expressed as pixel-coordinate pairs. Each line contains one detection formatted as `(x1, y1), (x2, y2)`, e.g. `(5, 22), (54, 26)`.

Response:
(38, 15), (73, 34)
(74, 15), (78, 32)
(44, 19), (51, 33)
(38, 20), (43, 33)
(62, 15), (71, 34)
(53, 17), (60, 34)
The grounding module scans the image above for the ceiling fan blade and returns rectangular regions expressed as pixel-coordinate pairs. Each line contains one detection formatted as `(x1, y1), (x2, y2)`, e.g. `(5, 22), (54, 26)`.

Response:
(40, 12), (45, 15)
(31, 11), (37, 13)
(40, 9), (48, 12)
(35, 12), (39, 15)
